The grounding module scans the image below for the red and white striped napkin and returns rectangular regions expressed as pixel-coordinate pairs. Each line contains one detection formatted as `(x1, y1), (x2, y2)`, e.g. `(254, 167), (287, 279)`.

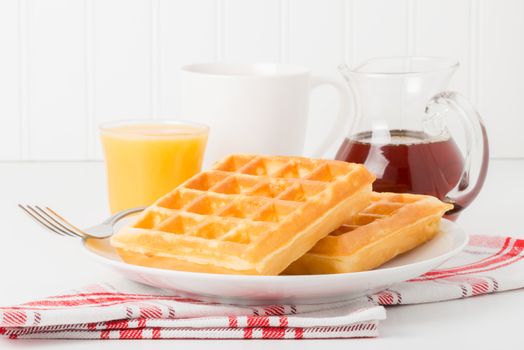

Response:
(1, 234), (523, 340)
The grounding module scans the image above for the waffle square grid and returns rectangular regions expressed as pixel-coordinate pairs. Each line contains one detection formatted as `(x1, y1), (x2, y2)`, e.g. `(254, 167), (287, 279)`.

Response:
(111, 154), (375, 275)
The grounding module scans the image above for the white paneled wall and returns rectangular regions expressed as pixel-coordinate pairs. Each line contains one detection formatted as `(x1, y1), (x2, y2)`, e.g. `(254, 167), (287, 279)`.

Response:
(27, 0), (87, 160)
(479, 0), (524, 159)
(158, 0), (216, 117)
(0, 0), (19, 160)
(0, 0), (522, 160)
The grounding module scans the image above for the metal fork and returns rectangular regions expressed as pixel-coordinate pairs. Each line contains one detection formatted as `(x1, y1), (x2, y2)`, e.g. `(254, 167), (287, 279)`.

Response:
(18, 204), (145, 239)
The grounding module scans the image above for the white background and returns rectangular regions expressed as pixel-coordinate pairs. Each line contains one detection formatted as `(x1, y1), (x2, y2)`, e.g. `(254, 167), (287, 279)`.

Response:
(0, 0), (523, 161)
(1, 2), (523, 347)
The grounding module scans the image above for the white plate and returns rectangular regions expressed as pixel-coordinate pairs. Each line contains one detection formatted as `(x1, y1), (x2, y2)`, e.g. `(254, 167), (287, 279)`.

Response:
(82, 219), (468, 305)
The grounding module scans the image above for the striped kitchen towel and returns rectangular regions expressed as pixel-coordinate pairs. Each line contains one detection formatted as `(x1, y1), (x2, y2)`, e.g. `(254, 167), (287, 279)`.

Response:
(0, 288), (384, 339)
(370, 234), (524, 305)
(1, 234), (523, 340)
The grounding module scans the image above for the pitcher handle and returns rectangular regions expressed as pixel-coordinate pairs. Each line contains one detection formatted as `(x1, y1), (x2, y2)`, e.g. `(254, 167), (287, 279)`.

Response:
(425, 91), (489, 218)
(309, 76), (352, 158)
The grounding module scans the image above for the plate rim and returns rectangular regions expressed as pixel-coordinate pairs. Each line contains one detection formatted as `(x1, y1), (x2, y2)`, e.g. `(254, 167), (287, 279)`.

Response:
(81, 218), (468, 282)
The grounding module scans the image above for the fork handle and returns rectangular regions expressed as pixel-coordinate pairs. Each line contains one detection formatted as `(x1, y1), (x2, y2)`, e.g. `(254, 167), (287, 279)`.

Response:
(103, 207), (146, 226)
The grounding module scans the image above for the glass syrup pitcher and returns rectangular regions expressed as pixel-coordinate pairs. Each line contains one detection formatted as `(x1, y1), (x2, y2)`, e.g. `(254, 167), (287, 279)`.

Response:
(336, 57), (489, 220)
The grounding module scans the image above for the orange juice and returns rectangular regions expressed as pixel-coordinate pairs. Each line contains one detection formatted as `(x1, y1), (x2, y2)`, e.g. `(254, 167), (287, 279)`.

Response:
(100, 121), (208, 213)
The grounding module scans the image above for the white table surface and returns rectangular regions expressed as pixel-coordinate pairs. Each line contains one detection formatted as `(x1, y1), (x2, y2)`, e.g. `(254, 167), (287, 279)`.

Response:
(0, 159), (523, 349)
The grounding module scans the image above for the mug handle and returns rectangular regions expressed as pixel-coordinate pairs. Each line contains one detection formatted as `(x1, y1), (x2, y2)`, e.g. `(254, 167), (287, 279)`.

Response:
(308, 76), (351, 158)
(425, 91), (489, 218)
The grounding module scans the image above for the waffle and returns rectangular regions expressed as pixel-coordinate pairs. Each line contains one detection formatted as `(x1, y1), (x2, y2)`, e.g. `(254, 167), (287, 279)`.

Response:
(110, 154), (375, 275)
(285, 192), (453, 275)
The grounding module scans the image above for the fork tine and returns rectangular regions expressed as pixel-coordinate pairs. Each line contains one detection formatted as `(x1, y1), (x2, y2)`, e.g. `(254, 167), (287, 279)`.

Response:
(41, 206), (88, 237)
(34, 206), (85, 238)
(27, 205), (79, 238)
(18, 204), (69, 237)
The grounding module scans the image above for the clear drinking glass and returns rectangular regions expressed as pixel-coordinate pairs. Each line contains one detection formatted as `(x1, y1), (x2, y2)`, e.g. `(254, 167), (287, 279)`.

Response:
(100, 120), (209, 213)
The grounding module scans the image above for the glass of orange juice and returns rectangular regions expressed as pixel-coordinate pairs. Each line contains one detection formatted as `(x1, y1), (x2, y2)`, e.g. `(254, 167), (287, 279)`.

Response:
(100, 120), (209, 213)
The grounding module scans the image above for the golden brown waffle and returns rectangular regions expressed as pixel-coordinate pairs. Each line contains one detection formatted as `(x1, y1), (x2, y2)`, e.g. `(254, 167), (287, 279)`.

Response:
(285, 192), (453, 275)
(110, 154), (375, 275)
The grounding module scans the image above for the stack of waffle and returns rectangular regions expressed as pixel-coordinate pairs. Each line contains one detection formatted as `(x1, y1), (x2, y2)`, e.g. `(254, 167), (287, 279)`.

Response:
(111, 154), (451, 275)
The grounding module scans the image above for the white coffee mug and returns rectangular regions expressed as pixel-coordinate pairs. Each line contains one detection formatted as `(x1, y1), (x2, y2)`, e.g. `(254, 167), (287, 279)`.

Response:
(179, 63), (349, 165)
